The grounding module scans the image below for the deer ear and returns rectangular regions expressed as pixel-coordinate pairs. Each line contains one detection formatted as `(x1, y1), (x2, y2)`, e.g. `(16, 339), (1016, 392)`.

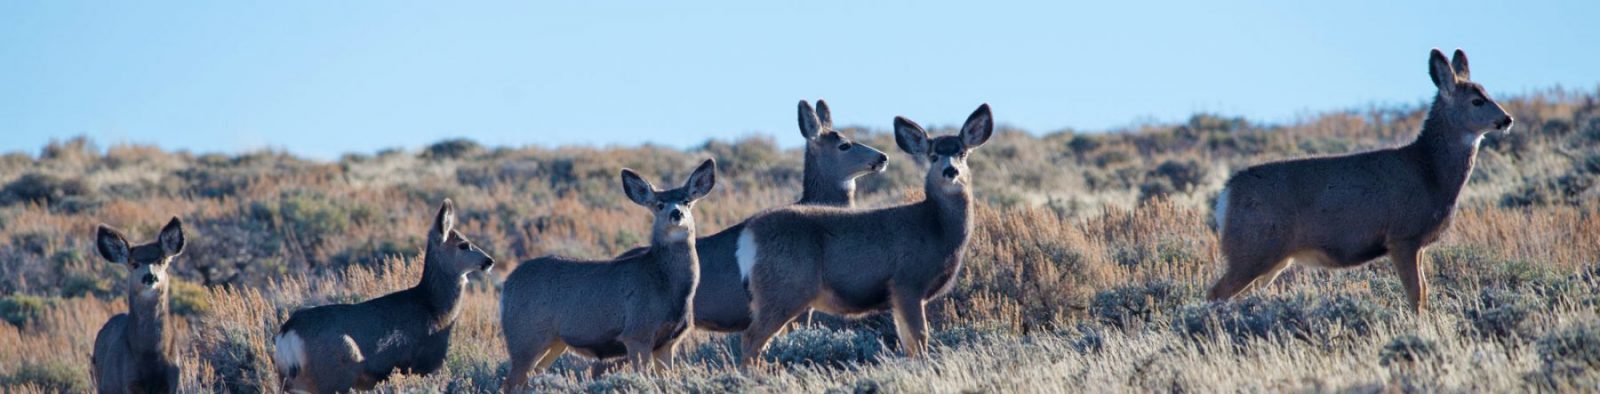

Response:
(620, 169), (656, 206)
(815, 99), (834, 130)
(960, 103), (994, 149)
(431, 199), (456, 244)
(158, 217), (185, 257)
(684, 159), (717, 201)
(1450, 48), (1470, 81)
(798, 100), (822, 140)
(1428, 48), (1457, 95)
(96, 225), (131, 265)
(893, 116), (930, 157)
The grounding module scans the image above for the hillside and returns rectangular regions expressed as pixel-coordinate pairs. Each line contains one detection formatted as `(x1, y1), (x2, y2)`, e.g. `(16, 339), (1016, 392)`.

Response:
(2, 89), (1599, 392)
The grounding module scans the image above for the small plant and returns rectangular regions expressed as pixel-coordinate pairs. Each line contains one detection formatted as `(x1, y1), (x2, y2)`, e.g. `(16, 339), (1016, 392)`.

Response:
(0, 361), (88, 393)
(1379, 334), (1441, 367)
(0, 295), (53, 327)
(1091, 280), (1190, 329)
(1463, 289), (1535, 341)
(762, 328), (886, 369)
(1537, 322), (1600, 377)
(421, 138), (483, 160)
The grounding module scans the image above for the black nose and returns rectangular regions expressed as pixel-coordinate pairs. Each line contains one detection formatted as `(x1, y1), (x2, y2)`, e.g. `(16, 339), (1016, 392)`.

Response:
(1497, 116), (1514, 129)
(141, 274), (156, 285)
(481, 258), (495, 271)
(874, 154), (888, 167)
(943, 167), (959, 179)
(669, 209), (683, 222)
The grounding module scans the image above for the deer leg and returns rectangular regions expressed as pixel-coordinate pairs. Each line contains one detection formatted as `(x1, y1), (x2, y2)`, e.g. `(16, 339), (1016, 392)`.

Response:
(1208, 249), (1289, 301)
(740, 295), (809, 369)
(624, 339), (656, 374)
(1388, 242), (1428, 313)
(533, 342), (568, 371)
(890, 290), (930, 358)
(502, 337), (554, 394)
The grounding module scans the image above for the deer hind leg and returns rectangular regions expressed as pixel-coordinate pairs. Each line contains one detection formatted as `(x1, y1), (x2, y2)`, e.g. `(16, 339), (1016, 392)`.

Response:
(1208, 250), (1290, 301)
(890, 290), (930, 358)
(624, 338), (658, 374)
(739, 288), (814, 369)
(502, 336), (556, 394)
(1388, 242), (1427, 313)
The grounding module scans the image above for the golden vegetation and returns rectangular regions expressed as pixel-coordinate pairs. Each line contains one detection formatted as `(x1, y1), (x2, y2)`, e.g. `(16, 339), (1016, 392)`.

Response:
(2, 89), (1599, 392)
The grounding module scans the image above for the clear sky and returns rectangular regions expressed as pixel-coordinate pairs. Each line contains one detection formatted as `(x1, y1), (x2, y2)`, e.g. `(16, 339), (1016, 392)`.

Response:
(2, 1), (1596, 159)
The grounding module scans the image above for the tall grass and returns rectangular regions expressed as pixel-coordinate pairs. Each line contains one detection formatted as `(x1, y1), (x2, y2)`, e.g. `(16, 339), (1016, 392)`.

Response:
(3, 89), (1599, 392)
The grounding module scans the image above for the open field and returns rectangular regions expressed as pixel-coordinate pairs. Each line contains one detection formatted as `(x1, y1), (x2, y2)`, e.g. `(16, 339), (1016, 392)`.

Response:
(3, 89), (1599, 392)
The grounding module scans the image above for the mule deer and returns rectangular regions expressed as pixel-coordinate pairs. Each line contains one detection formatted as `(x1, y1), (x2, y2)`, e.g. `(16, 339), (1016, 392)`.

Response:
(616, 100), (888, 333)
(273, 199), (495, 393)
(501, 159), (717, 392)
(92, 217), (186, 394)
(736, 104), (994, 367)
(1208, 48), (1514, 312)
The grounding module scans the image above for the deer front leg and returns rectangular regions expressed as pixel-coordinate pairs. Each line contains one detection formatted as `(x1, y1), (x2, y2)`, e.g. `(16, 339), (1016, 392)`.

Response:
(1388, 242), (1428, 313)
(890, 290), (929, 358)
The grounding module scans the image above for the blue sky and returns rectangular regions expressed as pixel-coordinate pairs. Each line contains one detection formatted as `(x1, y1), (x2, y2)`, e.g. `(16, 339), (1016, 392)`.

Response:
(2, 1), (1595, 159)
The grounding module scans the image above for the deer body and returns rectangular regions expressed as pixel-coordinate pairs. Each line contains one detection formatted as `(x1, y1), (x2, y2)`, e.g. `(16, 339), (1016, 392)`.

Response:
(616, 100), (887, 332)
(502, 160), (717, 393)
(273, 200), (495, 393)
(92, 218), (186, 394)
(1208, 49), (1514, 312)
(738, 104), (993, 366)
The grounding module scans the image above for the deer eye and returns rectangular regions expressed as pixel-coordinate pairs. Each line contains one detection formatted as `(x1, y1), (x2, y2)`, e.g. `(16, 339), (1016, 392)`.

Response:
(838, 143), (853, 151)
(655, 202), (665, 210)
(457, 243), (470, 251)
(1472, 98), (1485, 107)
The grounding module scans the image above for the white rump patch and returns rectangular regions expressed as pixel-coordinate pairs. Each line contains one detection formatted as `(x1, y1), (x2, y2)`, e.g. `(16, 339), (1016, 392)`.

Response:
(1213, 187), (1230, 234)
(736, 227), (758, 281)
(273, 330), (307, 376)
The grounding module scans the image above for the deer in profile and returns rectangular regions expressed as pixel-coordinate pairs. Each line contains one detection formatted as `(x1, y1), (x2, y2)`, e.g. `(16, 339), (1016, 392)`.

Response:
(1208, 48), (1514, 312)
(501, 159), (717, 393)
(273, 199), (495, 393)
(736, 104), (993, 367)
(616, 100), (888, 333)
(92, 217), (186, 394)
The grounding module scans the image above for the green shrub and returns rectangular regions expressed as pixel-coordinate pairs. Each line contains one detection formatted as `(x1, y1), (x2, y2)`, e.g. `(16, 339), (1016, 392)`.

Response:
(1091, 280), (1191, 329)
(0, 295), (53, 327)
(1, 172), (91, 207)
(762, 328), (886, 368)
(0, 361), (88, 393)
(1463, 289), (1535, 341)
(1379, 334), (1441, 367)
(421, 138), (483, 160)
(169, 281), (211, 317)
(1537, 322), (1600, 377)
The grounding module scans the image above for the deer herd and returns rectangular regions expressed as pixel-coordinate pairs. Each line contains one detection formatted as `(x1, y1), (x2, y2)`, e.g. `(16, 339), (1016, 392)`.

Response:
(83, 49), (1513, 393)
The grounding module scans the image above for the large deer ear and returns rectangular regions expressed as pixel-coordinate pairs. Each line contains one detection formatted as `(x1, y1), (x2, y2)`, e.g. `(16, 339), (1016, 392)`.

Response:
(815, 99), (834, 130)
(893, 116), (930, 157)
(430, 199), (456, 245)
(960, 103), (994, 149)
(1450, 48), (1470, 81)
(96, 225), (131, 265)
(620, 169), (656, 206)
(684, 159), (717, 201)
(158, 217), (185, 257)
(797, 100), (822, 140)
(1428, 48), (1457, 95)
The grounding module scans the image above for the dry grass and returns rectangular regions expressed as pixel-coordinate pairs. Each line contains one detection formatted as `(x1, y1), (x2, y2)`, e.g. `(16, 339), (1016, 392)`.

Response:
(3, 89), (1599, 392)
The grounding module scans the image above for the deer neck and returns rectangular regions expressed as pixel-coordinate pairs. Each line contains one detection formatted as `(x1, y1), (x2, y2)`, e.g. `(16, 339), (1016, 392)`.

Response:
(649, 234), (700, 300)
(923, 182), (975, 249)
(1410, 102), (1482, 206)
(417, 247), (466, 328)
(126, 287), (172, 357)
(800, 163), (856, 207)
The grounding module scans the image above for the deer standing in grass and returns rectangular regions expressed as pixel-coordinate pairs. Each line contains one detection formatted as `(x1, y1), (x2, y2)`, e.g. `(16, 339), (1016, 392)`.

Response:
(273, 199), (495, 393)
(501, 159), (717, 393)
(616, 100), (888, 333)
(1208, 48), (1514, 312)
(736, 104), (993, 367)
(92, 217), (186, 394)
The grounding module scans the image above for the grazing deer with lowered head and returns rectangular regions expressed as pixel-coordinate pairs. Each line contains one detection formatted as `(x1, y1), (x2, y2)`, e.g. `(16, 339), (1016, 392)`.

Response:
(736, 104), (993, 367)
(616, 100), (888, 333)
(501, 159), (717, 393)
(1208, 48), (1514, 312)
(92, 217), (186, 394)
(273, 199), (495, 393)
